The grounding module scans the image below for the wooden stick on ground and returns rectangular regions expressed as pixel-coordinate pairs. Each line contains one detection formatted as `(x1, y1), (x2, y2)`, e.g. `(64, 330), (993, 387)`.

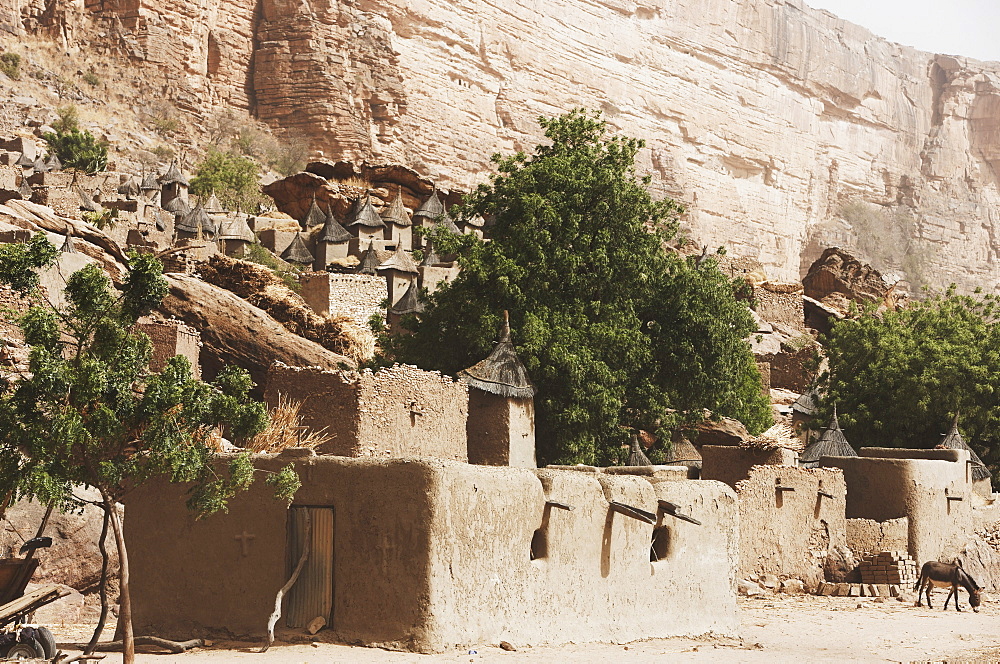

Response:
(260, 509), (311, 653)
(61, 637), (203, 654)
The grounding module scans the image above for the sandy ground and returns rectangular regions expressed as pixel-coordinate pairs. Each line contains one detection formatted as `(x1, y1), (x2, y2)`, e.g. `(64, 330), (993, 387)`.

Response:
(46, 593), (1000, 664)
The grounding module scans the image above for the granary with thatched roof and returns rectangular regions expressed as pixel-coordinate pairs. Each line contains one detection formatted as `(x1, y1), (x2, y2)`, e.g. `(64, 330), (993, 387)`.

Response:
(386, 280), (425, 332)
(346, 195), (386, 254)
(355, 240), (381, 275)
(799, 406), (856, 468)
(411, 188), (445, 249)
(381, 188), (413, 251)
(314, 209), (352, 270)
(376, 243), (419, 307)
(459, 312), (537, 467)
(301, 195), (327, 230)
(938, 414), (992, 495)
(140, 172), (160, 205)
(418, 239), (460, 295)
(281, 231), (314, 267)
(217, 216), (256, 257)
(175, 204), (216, 241)
(158, 161), (189, 211)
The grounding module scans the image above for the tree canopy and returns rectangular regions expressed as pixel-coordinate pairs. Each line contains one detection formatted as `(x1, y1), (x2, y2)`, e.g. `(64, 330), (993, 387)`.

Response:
(384, 110), (771, 465)
(817, 286), (1000, 472)
(190, 148), (263, 213)
(42, 128), (108, 173)
(0, 235), (297, 662)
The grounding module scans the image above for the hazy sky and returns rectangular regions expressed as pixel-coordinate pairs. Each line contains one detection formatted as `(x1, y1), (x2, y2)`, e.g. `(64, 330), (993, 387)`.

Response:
(806, 0), (1000, 62)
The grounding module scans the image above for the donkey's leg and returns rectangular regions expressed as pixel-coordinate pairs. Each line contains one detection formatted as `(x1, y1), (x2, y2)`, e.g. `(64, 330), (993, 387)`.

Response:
(915, 578), (924, 606)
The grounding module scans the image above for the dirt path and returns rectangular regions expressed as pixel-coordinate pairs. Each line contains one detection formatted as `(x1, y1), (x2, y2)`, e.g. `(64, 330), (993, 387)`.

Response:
(50, 594), (1000, 663)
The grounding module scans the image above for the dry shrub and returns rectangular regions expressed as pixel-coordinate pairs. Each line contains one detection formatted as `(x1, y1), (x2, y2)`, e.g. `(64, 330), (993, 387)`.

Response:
(246, 395), (331, 453)
(199, 254), (374, 362)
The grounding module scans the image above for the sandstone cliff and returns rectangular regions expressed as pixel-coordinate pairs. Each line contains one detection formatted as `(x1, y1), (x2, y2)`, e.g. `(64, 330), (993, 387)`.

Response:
(4, 0), (1000, 290)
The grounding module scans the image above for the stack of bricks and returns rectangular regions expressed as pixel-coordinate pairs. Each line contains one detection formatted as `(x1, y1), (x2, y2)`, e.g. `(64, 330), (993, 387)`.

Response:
(859, 551), (918, 586)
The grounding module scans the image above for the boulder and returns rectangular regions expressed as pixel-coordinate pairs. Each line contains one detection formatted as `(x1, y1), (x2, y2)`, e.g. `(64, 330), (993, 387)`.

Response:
(693, 415), (750, 447)
(158, 274), (356, 393)
(780, 579), (805, 594)
(802, 248), (897, 315)
(824, 544), (860, 584)
(738, 579), (764, 596)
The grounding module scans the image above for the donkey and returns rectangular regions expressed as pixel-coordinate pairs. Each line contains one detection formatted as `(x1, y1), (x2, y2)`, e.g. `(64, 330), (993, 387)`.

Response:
(914, 560), (982, 612)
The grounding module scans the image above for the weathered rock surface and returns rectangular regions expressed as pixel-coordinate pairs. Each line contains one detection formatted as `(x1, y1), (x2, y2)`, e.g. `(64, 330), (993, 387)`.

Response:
(803, 248), (896, 312)
(158, 274), (356, 391)
(8, 0), (1000, 291)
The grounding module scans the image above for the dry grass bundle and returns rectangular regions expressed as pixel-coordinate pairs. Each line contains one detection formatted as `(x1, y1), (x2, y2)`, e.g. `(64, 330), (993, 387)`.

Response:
(199, 255), (374, 362)
(743, 423), (803, 452)
(246, 395), (332, 453)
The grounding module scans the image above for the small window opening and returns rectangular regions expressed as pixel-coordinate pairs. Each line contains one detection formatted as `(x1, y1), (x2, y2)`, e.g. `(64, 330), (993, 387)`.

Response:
(650, 526), (670, 562)
(530, 528), (547, 560)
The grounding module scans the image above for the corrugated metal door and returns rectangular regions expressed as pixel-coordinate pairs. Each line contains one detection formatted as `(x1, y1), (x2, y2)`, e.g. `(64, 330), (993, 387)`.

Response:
(285, 507), (334, 629)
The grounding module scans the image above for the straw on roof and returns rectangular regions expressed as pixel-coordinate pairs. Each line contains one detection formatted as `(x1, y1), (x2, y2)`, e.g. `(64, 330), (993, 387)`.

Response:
(32, 157), (48, 173)
(45, 154), (61, 172)
(302, 196), (327, 229)
(356, 241), (380, 274)
(421, 240), (441, 266)
(800, 407), (856, 467)
(159, 161), (189, 186)
(389, 281), (425, 316)
(377, 244), (419, 274)
(154, 209), (167, 232)
(438, 209), (461, 234)
(140, 172), (159, 191)
(117, 178), (140, 199)
(17, 181), (32, 201)
(162, 196), (191, 216)
(318, 212), (351, 244)
(177, 205), (215, 237)
(203, 192), (224, 213)
(626, 434), (653, 467)
(346, 196), (385, 229)
(746, 423), (803, 452)
(60, 234), (76, 254)
(218, 217), (255, 242)
(15, 152), (34, 168)
(381, 189), (412, 227)
(76, 186), (99, 212)
(458, 311), (536, 399)
(280, 232), (314, 265)
(940, 414), (991, 482)
(665, 436), (702, 463)
(414, 189), (445, 220)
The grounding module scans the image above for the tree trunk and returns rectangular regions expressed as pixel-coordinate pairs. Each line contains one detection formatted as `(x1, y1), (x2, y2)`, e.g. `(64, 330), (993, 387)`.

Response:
(85, 507), (111, 656)
(101, 493), (133, 664)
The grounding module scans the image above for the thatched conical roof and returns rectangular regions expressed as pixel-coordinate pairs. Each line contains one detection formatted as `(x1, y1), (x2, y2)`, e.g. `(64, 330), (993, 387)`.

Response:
(17, 180), (32, 201)
(377, 244), (418, 274)
(203, 192), (224, 214)
(159, 161), (188, 186)
(940, 414), (991, 482)
(177, 205), (215, 237)
(414, 189), (445, 220)
(280, 232), (314, 265)
(800, 406), (857, 467)
(318, 212), (351, 244)
(356, 241), (380, 274)
(627, 434), (653, 467)
(420, 240), (441, 266)
(302, 196), (327, 229)
(458, 312), (536, 399)
(140, 172), (160, 192)
(389, 281), (425, 316)
(32, 157), (48, 173)
(162, 196), (191, 216)
(15, 152), (34, 168)
(346, 196), (385, 229)
(438, 209), (461, 234)
(60, 234), (76, 254)
(117, 178), (140, 199)
(154, 209), (168, 232)
(665, 436), (702, 463)
(76, 186), (99, 212)
(45, 154), (61, 172)
(217, 217), (255, 242)
(381, 189), (412, 227)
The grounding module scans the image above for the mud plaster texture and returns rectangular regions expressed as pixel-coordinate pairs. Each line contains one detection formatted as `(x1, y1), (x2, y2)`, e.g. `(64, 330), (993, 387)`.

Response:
(264, 363), (468, 460)
(701, 445), (797, 489)
(753, 284), (804, 332)
(734, 465), (846, 589)
(136, 319), (201, 380)
(466, 391), (535, 467)
(846, 517), (909, 557)
(821, 448), (975, 564)
(124, 455), (738, 653)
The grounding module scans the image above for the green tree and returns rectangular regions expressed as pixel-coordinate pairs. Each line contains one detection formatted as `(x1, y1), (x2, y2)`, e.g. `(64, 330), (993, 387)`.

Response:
(817, 286), (1000, 471)
(42, 128), (108, 174)
(0, 235), (299, 663)
(190, 148), (263, 213)
(385, 110), (770, 465)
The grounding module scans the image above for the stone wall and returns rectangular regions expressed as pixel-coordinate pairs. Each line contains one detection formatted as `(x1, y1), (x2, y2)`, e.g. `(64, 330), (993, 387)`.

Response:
(734, 465), (847, 589)
(125, 455), (738, 651)
(300, 272), (386, 330)
(753, 283), (804, 332)
(264, 363), (468, 461)
(701, 445), (797, 490)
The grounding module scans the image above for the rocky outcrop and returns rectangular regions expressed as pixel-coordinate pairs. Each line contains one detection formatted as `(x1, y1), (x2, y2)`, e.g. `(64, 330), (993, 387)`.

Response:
(158, 274), (356, 392)
(803, 247), (901, 319)
(7, 0), (1000, 291)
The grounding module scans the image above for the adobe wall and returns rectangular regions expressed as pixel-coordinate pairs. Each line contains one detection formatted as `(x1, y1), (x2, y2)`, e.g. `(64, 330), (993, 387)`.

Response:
(733, 465), (846, 588)
(846, 517), (909, 557)
(264, 363), (468, 461)
(125, 455), (737, 652)
(753, 283), (804, 332)
(136, 319), (201, 379)
(701, 445), (797, 489)
(820, 449), (973, 564)
(466, 392), (536, 467)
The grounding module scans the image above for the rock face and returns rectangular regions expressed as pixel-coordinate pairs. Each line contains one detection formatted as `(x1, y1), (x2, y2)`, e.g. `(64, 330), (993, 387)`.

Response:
(9, 0), (1000, 290)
